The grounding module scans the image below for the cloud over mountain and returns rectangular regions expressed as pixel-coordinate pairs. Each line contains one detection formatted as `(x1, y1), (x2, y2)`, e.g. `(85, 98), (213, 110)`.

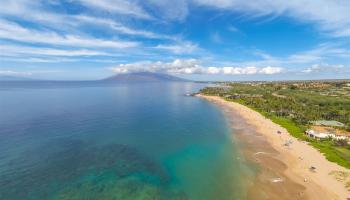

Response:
(111, 59), (284, 75)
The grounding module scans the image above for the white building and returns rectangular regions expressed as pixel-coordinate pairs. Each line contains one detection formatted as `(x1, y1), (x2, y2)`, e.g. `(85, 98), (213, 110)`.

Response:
(305, 129), (349, 141)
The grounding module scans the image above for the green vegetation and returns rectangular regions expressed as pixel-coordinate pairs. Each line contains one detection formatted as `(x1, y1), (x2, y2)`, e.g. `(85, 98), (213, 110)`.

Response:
(329, 171), (350, 191)
(311, 140), (350, 168)
(200, 80), (350, 168)
(267, 115), (306, 139)
(346, 181), (350, 191)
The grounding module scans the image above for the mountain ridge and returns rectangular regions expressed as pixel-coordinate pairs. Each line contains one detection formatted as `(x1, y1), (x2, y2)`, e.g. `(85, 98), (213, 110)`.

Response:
(102, 72), (189, 82)
(0, 75), (33, 81)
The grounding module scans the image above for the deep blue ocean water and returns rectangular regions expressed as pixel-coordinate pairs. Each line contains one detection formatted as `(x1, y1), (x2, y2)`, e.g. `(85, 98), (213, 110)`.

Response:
(0, 82), (247, 200)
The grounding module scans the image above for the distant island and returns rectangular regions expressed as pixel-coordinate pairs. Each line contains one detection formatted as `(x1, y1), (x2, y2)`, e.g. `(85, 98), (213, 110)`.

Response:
(0, 72), (190, 83)
(101, 72), (189, 83)
(0, 75), (33, 81)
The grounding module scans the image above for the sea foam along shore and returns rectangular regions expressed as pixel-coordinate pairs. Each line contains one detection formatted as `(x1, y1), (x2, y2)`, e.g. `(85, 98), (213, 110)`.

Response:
(197, 94), (350, 200)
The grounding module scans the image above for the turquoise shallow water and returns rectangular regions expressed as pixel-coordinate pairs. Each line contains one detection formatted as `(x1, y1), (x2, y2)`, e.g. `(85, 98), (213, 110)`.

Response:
(0, 82), (247, 200)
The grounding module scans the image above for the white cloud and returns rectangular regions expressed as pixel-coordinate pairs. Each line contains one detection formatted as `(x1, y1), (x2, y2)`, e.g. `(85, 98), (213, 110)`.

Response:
(148, 0), (189, 21)
(1, 0), (349, 79)
(74, 15), (176, 40)
(288, 44), (350, 65)
(0, 1), (173, 41)
(193, 0), (350, 37)
(76, 0), (152, 19)
(228, 25), (239, 32)
(141, 0), (346, 37)
(0, 44), (110, 57)
(0, 57), (79, 63)
(110, 59), (284, 75)
(111, 59), (203, 74)
(302, 64), (348, 73)
(235, 43), (350, 68)
(259, 66), (284, 74)
(0, 19), (138, 49)
(0, 0), (40, 17)
(154, 42), (199, 54)
(4, 0), (350, 39)
(221, 66), (258, 74)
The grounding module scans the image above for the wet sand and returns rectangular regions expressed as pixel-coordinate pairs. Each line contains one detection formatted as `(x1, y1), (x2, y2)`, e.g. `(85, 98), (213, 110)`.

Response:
(197, 94), (350, 200)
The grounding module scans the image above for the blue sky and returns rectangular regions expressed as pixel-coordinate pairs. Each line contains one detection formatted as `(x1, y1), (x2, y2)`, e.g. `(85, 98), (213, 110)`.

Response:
(1, 0), (350, 80)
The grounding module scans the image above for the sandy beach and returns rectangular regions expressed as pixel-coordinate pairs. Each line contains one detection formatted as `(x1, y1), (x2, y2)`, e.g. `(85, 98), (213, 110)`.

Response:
(197, 94), (350, 200)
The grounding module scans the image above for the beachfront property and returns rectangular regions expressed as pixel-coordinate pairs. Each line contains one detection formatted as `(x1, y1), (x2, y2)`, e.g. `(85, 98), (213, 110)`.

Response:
(305, 125), (350, 141)
(304, 129), (347, 141)
(304, 120), (349, 141)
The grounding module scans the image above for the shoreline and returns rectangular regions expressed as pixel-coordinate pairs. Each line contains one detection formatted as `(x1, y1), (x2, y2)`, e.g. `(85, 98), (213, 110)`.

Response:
(197, 94), (350, 200)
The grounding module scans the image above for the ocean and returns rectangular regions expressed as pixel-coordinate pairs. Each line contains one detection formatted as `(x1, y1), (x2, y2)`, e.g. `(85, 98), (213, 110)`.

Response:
(0, 82), (249, 200)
